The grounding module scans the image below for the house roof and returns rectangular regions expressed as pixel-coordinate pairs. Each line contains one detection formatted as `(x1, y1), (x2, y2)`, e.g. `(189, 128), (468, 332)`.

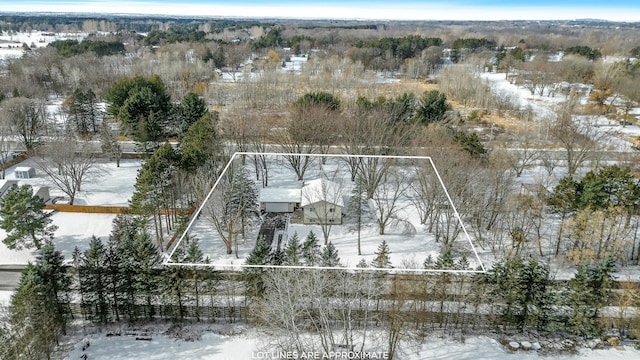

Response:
(301, 178), (344, 207)
(259, 187), (301, 203)
(15, 166), (33, 172)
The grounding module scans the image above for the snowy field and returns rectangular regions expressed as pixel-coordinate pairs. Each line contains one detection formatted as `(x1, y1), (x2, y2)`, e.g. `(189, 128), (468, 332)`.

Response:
(0, 31), (86, 60)
(62, 330), (640, 360)
(2, 157), (140, 206)
(480, 71), (639, 152)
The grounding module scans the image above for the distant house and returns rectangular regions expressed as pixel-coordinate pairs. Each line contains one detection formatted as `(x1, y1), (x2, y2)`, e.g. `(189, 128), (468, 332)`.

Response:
(259, 187), (301, 213)
(301, 179), (344, 225)
(14, 166), (35, 179)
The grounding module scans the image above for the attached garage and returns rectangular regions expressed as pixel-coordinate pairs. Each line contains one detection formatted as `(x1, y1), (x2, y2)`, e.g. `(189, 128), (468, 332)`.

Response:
(259, 188), (301, 213)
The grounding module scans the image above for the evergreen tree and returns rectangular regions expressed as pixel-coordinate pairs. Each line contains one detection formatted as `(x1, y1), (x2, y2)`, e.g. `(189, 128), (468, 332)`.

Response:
(164, 246), (188, 320)
(105, 236), (125, 322)
(177, 92), (208, 137)
(244, 238), (271, 299)
(565, 257), (615, 336)
(105, 75), (171, 137)
(0, 184), (57, 250)
(414, 90), (449, 125)
(179, 111), (221, 172)
(489, 256), (553, 331)
(79, 236), (110, 324)
(347, 176), (369, 255)
(283, 232), (302, 266)
(269, 246), (285, 266)
(132, 231), (162, 320)
(320, 242), (341, 267)
(4, 244), (72, 359)
(371, 240), (392, 268)
(302, 231), (321, 266)
(183, 237), (211, 321)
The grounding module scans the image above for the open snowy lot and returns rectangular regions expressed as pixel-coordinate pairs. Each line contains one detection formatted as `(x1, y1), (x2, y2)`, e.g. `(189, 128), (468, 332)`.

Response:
(177, 153), (482, 271)
(0, 31), (86, 60)
(0, 158), (140, 265)
(2, 157), (140, 206)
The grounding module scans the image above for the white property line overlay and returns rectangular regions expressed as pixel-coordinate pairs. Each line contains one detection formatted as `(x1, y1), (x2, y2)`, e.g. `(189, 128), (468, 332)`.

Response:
(164, 152), (487, 274)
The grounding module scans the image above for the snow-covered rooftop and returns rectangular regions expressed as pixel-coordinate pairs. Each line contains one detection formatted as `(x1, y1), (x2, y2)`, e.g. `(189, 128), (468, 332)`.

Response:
(258, 187), (301, 203)
(301, 178), (344, 207)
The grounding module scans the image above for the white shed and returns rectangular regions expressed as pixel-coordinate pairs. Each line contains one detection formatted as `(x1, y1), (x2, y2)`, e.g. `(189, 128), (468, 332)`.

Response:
(14, 166), (36, 179)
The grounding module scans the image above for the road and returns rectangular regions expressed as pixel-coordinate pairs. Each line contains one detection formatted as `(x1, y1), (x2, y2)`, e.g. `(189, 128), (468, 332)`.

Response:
(0, 265), (25, 291)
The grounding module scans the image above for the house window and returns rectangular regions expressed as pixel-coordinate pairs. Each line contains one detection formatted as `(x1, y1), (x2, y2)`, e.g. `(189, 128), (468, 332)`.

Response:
(329, 207), (335, 213)
(309, 207), (315, 212)
(309, 218), (316, 223)
(329, 219), (335, 223)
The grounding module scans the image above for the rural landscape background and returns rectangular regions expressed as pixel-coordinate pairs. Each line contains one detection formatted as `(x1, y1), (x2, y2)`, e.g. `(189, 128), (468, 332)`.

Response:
(1, 2), (640, 359)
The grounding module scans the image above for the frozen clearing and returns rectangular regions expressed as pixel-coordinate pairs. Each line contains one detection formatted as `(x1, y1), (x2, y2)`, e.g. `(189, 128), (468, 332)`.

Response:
(0, 158), (140, 265)
(62, 331), (640, 360)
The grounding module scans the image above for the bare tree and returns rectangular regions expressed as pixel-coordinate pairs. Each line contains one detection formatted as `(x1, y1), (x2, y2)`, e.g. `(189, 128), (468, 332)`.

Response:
(0, 116), (14, 179)
(1, 97), (47, 152)
(550, 93), (604, 177)
(204, 165), (258, 256)
(100, 117), (123, 167)
(371, 169), (411, 235)
(34, 136), (104, 205)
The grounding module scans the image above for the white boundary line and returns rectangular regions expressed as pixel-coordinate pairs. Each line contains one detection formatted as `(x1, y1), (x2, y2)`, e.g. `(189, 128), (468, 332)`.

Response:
(164, 152), (487, 274)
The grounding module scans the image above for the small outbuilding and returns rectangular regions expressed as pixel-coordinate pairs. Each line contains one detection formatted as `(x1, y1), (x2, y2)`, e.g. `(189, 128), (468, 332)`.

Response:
(14, 166), (36, 179)
(259, 187), (301, 213)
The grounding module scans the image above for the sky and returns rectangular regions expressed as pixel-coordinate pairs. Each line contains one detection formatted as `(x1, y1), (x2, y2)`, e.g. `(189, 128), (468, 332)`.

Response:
(0, 0), (638, 22)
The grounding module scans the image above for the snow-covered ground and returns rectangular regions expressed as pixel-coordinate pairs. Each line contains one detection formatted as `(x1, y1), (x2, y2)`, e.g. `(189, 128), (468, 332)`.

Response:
(480, 71), (640, 152)
(0, 31), (87, 61)
(62, 330), (640, 360)
(2, 157), (140, 206)
(0, 158), (140, 265)
(0, 212), (117, 265)
(179, 154), (481, 271)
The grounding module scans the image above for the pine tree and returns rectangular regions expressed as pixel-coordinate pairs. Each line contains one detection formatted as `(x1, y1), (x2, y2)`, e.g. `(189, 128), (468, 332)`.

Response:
(132, 231), (162, 320)
(566, 257), (615, 336)
(347, 176), (370, 255)
(184, 237), (209, 321)
(4, 244), (72, 358)
(164, 246), (188, 320)
(244, 238), (271, 299)
(105, 236), (125, 322)
(302, 231), (321, 266)
(0, 184), (57, 250)
(321, 242), (341, 267)
(356, 258), (369, 268)
(371, 240), (392, 269)
(284, 232), (302, 266)
(79, 236), (110, 324)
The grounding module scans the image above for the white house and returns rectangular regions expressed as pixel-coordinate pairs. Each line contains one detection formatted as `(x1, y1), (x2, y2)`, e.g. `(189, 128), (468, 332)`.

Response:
(259, 187), (301, 213)
(301, 179), (344, 225)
